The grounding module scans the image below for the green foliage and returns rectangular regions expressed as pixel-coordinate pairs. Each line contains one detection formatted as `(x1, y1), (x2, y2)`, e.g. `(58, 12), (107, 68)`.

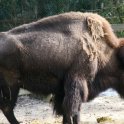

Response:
(0, 0), (124, 31)
(116, 31), (124, 37)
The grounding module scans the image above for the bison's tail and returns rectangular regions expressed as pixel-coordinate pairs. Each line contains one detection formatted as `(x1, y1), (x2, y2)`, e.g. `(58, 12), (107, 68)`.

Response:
(86, 13), (119, 48)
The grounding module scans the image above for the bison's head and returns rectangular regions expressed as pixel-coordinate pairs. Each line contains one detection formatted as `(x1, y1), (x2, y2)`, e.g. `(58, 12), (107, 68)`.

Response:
(116, 45), (124, 98)
(117, 38), (124, 67)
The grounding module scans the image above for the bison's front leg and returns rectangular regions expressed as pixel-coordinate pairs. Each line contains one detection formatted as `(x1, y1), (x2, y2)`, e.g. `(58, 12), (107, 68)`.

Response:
(63, 74), (88, 124)
(0, 86), (20, 124)
(63, 113), (80, 124)
(73, 113), (80, 124)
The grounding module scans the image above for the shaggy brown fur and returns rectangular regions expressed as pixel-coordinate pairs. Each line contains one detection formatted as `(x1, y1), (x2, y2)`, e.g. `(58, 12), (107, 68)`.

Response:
(0, 12), (124, 124)
(84, 13), (119, 48)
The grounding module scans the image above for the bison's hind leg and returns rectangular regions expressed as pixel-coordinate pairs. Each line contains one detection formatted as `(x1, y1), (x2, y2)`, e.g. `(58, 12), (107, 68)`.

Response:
(63, 74), (88, 124)
(0, 86), (20, 124)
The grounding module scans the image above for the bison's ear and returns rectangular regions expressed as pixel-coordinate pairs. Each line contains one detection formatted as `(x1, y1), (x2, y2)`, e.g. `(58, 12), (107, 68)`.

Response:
(117, 46), (124, 66)
(86, 17), (104, 41)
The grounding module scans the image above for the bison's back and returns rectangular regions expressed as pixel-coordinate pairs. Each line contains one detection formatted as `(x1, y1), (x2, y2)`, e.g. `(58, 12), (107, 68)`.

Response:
(3, 11), (115, 83)
(9, 16), (90, 72)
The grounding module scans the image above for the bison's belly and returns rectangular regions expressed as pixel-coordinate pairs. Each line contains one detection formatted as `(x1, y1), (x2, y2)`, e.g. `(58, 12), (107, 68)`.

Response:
(21, 74), (61, 95)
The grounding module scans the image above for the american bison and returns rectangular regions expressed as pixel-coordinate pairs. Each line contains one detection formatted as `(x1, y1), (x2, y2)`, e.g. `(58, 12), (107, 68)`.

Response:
(0, 12), (124, 124)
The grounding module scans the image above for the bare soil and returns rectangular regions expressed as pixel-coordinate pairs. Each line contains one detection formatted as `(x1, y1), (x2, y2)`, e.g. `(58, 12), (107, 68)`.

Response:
(0, 92), (124, 124)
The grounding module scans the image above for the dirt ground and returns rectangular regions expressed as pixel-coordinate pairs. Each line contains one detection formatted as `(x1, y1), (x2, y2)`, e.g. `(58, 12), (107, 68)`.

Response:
(0, 91), (124, 124)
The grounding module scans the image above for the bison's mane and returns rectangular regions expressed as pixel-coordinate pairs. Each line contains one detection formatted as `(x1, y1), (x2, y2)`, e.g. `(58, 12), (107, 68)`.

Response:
(8, 12), (121, 52)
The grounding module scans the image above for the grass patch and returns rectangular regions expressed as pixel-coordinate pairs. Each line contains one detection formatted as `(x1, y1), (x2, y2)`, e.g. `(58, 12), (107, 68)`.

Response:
(116, 31), (124, 37)
(97, 116), (114, 123)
